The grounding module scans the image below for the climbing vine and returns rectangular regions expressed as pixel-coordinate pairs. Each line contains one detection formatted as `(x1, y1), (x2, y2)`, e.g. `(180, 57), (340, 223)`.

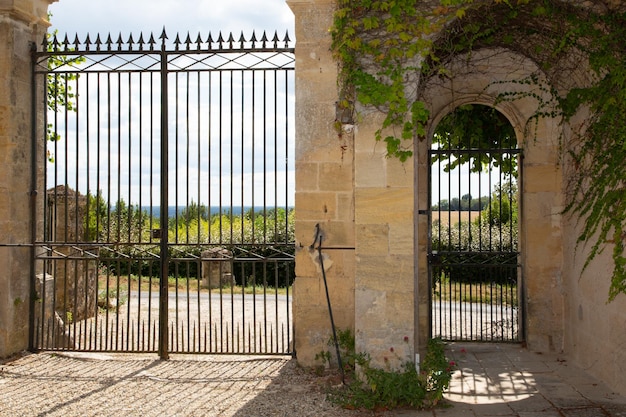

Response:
(331, 0), (626, 300)
(331, 0), (474, 161)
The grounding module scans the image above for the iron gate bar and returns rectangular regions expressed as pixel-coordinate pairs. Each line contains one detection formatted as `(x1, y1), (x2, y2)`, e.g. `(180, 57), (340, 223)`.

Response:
(31, 29), (295, 356)
(158, 30), (169, 360)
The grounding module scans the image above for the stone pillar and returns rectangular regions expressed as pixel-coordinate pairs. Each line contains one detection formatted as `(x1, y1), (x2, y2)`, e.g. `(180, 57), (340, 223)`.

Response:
(353, 113), (417, 370)
(46, 185), (97, 323)
(200, 248), (234, 289)
(0, 0), (54, 357)
(287, 0), (356, 366)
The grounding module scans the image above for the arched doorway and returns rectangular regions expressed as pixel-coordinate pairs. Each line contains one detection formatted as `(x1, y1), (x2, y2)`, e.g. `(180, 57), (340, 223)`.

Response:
(413, 48), (566, 354)
(428, 104), (522, 342)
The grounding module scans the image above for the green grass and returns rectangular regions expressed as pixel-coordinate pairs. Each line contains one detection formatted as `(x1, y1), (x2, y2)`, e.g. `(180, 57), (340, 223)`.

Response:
(432, 276), (518, 306)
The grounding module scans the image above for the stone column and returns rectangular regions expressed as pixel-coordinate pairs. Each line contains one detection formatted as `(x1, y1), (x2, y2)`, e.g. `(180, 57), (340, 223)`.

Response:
(200, 248), (234, 289)
(287, 0), (356, 366)
(0, 0), (54, 357)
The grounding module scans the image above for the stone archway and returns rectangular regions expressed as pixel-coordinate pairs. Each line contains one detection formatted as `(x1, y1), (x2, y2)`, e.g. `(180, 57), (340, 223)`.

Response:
(417, 47), (565, 353)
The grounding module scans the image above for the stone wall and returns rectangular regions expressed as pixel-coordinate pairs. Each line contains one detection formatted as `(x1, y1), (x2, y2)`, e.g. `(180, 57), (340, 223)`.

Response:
(562, 215), (626, 394)
(288, 0), (626, 396)
(0, 0), (53, 357)
(287, 0), (356, 365)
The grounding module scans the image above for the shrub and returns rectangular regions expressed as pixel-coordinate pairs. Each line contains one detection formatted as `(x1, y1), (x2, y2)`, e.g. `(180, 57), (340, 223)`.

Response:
(431, 220), (518, 285)
(321, 331), (454, 410)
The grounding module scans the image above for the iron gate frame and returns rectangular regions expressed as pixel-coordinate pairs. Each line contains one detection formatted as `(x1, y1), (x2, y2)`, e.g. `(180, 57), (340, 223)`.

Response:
(31, 29), (295, 358)
(428, 140), (524, 343)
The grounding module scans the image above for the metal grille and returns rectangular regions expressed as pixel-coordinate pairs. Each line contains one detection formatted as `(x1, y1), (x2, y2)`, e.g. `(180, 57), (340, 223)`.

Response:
(429, 140), (522, 342)
(31, 30), (295, 356)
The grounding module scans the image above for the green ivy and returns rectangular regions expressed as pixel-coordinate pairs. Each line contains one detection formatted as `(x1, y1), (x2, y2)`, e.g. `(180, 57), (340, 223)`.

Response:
(331, 0), (626, 301)
(331, 0), (473, 161)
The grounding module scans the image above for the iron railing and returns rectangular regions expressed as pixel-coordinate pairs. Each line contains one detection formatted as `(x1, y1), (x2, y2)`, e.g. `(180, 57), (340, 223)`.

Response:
(31, 30), (295, 356)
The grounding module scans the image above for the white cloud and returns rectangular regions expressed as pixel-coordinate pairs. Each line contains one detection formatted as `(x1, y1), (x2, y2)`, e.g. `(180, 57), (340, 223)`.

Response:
(45, 0), (295, 208)
(48, 0), (294, 40)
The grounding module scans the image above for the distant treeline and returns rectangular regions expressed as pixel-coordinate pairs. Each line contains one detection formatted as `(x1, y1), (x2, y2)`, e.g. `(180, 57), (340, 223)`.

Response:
(141, 205), (293, 219)
(431, 194), (489, 211)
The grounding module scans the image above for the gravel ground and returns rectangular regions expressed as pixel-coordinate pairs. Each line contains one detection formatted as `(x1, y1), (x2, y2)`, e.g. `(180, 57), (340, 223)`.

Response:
(0, 352), (391, 417)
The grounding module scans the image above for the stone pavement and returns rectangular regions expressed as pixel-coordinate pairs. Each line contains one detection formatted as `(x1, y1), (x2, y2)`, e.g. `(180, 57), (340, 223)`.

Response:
(403, 343), (626, 417)
(0, 343), (625, 416)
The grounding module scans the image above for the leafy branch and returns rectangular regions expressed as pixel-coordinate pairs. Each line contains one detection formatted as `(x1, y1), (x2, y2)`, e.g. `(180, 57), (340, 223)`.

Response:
(331, 0), (474, 161)
(46, 15), (84, 162)
(330, 0), (626, 300)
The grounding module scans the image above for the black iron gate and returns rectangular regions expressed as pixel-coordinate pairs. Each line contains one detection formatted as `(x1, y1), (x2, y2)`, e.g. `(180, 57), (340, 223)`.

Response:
(428, 113), (522, 342)
(31, 30), (295, 356)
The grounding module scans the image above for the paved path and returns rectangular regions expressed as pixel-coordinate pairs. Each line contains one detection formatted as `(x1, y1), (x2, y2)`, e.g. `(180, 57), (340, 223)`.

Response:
(1, 343), (625, 416)
(407, 343), (626, 417)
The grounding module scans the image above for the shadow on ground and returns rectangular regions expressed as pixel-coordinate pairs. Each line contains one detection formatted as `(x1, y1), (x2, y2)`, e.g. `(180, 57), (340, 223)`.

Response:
(1, 345), (625, 417)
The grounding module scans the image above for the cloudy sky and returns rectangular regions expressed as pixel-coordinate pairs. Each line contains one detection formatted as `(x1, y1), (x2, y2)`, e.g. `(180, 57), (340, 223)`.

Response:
(49, 0), (294, 40)
(46, 0), (296, 209)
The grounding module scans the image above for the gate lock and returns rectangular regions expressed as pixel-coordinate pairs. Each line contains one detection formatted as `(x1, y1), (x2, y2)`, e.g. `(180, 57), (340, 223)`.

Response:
(428, 252), (441, 266)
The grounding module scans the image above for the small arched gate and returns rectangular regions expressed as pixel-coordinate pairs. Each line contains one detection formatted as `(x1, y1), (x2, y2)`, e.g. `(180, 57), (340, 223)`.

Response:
(428, 105), (523, 342)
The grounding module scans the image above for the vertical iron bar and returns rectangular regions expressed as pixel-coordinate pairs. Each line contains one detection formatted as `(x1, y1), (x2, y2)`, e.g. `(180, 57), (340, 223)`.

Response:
(207, 71), (213, 245)
(186, 263), (191, 352)
(29, 42), (39, 352)
(263, 69), (267, 244)
(273, 69), (278, 244)
(218, 71), (223, 242)
(229, 70), (234, 240)
(147, 72), (155, 351)
(174, 72), (180, 242)
(196, 71), (201, 243)
(238, 70), (245, 351)
(175, 262), (179, 350)
(240, 70), (246, 244)
(251, 71), (256, 243)
(284, 70), (289, 243)
(185, 71), (190, 244)
(115, 69), (123, 349)
(158, 31), (170, 360)
(195, 67), (202, 351)
(262, 70), (268, 353)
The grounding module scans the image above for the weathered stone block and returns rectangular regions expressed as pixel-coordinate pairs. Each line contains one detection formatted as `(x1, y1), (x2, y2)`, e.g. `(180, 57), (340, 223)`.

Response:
(386, 157), (414, 188)
(355, 153), (386, 187)
(295, 161), (319, 191)
(356, 223), (389, 256)
(318, 162), (353, 192)
(46, 186), (98, 322)
(200, 248), (235, 289)
(355, 187), (413, 225)
(34, 273), (74, 349)
(294, 191), (337, 220)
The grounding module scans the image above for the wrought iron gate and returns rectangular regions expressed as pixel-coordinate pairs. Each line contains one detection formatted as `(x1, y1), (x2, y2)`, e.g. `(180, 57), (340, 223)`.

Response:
(31, 30), (295, 356)
(428, 118), (522, 342)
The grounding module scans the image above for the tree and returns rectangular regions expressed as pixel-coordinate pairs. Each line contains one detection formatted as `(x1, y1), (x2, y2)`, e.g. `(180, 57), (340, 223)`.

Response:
(432, 104), (518, 177)
(46, 14), (84, 162)
(481, 182), (518, 226)
(178, 201), (210, 225)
